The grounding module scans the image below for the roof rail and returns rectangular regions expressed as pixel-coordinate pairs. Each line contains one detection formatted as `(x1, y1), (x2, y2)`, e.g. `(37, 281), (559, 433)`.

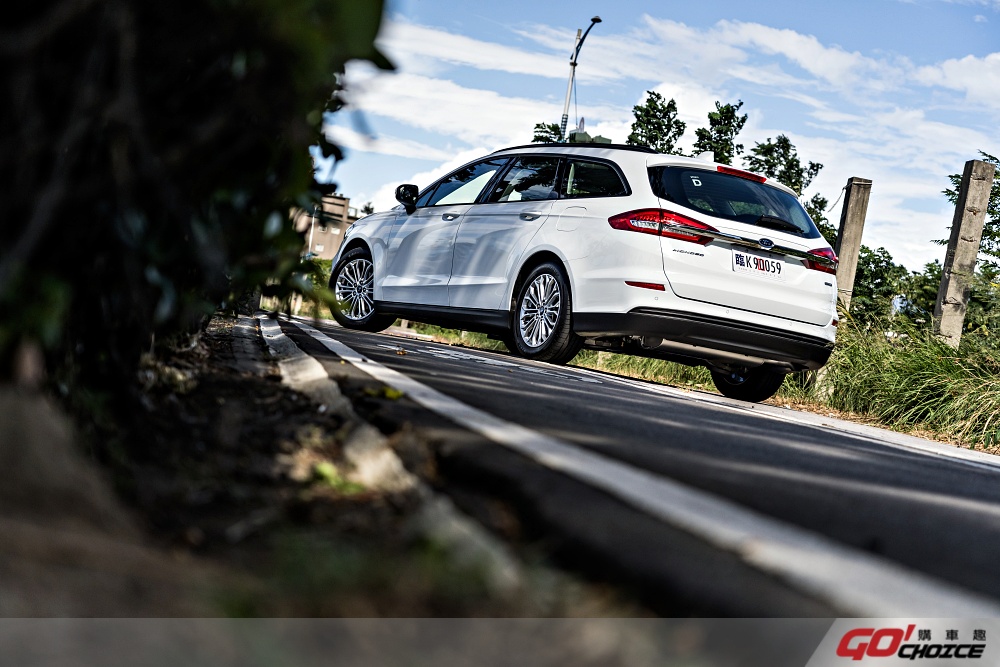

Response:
(492, 143), (657, 154)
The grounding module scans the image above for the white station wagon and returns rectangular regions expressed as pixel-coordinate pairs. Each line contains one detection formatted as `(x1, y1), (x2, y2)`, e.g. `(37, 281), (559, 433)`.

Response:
(329, 143), (838, 402)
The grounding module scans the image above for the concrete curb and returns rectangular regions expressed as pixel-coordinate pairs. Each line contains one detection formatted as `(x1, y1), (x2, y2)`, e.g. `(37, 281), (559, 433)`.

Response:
(254, 314), (522, 596)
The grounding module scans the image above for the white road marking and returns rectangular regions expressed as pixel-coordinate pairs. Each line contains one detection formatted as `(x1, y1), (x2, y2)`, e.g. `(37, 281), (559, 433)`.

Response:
(286, 317), (1000, 617)
(563, 364), (1000, 474)
(376, 343), (601, 383)
(294, 314), (1000, 473)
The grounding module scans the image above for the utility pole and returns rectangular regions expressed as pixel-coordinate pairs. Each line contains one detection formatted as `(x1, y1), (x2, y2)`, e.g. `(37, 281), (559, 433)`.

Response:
(934, 159), (997, 348)
(833, 177), (873, 311)
(559, 16), (601, 141)
(307, 205), (317, 256)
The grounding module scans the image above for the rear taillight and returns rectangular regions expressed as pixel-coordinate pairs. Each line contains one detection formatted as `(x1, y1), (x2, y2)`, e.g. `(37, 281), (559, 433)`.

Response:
(805, 247), (838, 274)
(608, 209), (717, 245)
(717, 165), (766, 182)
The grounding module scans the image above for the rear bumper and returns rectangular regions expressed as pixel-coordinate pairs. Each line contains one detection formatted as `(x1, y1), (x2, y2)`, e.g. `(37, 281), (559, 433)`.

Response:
(573, 307), (834, 371)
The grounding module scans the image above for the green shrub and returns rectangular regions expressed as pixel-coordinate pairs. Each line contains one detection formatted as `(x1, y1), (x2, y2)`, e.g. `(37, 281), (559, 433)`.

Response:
(823, 317), (1000, 447)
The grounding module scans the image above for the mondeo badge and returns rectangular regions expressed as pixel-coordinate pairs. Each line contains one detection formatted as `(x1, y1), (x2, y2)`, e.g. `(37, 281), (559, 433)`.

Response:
(759, 238), (774, 249)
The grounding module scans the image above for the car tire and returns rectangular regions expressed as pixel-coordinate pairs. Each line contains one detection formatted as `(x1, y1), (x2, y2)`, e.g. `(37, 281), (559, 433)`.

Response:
(329, 247), (396, 332)
(710, 367), (786, 402)
(510, 262), (583, 364)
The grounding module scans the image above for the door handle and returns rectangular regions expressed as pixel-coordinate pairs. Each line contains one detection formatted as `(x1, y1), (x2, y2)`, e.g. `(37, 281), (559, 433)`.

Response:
(441, 213), (460, 221)
(520, 212), (543, 221)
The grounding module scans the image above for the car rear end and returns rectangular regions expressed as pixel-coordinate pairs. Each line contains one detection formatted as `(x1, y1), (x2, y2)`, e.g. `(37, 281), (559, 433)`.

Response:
(570, 153), (837, 373)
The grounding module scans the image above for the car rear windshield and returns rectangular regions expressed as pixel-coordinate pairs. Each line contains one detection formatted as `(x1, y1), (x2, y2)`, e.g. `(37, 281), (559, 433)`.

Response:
(648, 166), (821, 239)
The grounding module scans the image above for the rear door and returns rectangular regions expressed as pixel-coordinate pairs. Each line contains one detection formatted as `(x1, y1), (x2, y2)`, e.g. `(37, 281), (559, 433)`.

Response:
(449, 156), (559, 310)
(651, 163), (836, 326)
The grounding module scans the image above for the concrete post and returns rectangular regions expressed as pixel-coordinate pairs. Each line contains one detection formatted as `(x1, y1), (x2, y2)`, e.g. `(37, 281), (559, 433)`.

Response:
(933, 160), (997, 348)
(833, 177), (873, 311)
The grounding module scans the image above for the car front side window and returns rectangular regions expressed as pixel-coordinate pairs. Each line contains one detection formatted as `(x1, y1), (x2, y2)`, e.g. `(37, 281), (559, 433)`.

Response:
(423, 158), (508, 207)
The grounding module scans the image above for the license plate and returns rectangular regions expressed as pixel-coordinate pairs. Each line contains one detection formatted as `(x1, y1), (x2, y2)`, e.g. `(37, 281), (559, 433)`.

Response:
(732, 248), (785, 281)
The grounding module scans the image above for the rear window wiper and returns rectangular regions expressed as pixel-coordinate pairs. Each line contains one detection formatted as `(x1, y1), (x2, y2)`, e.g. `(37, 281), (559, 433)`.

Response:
(754, 215), (801, 234)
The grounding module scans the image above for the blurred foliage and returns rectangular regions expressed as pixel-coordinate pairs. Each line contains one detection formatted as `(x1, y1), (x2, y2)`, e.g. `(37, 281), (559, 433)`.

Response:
(691, 100), (746, 166)
(0, 0), (389, 389)
(626, 91), (686, 155)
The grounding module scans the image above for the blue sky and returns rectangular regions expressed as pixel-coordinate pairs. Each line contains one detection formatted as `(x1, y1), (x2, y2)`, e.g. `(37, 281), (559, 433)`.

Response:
(319, 0), (1000, 270)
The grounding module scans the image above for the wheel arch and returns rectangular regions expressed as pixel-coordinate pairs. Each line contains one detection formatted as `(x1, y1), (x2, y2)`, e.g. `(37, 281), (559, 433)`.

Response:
(337, 238), (371, 261)
(507, 249), (576, 311)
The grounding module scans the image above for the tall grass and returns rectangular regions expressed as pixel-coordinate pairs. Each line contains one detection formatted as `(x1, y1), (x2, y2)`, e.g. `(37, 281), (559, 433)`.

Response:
(570, 350), (714, 389)
(823, 317), (1000, 448)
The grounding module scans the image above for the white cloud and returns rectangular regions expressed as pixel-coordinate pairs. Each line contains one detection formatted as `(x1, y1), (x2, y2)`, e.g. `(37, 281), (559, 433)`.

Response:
(377, 18), (569, 80)
(938, 0), (1000, 9)
(324, 125), (453, 161)
(368, 148), (489, 212)
(341, 71), (552, 146)
(341, 66), (633, 149)
(714, 21), (882, 90)
(975, 13), (989, 21)
(914, 53), (1000, 108)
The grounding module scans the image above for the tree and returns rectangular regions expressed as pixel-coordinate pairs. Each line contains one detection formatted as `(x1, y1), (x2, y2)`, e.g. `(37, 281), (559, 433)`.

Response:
(849, 246), (909, 324)
(626, 91), (686, 154)
(805, 193), (837, 246)
(0, 0), (390, 391)
(898, 261), (942, 326)
(898, 260), (1000, 333)
(943, 151), (1000, 267)
(744, 135), (822, 196)
(532, 122), (562, 143)
(361, 202), (375, 215)
(692, 100), (747, 165)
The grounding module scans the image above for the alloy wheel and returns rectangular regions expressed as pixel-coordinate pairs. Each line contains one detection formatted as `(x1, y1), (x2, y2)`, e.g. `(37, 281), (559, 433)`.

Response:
(518, 273), (561, 348)
(334, 258), (375, 321)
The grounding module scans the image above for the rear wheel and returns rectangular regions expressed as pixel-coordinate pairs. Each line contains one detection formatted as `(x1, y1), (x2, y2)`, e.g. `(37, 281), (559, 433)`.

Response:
(509, 262), (583, 364)
(710, 367), (786, 402)
(330, 247), (396, 332)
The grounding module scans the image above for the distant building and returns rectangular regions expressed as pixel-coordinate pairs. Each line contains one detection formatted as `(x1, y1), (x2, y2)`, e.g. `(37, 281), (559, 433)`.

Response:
(291, 194), (361, 260)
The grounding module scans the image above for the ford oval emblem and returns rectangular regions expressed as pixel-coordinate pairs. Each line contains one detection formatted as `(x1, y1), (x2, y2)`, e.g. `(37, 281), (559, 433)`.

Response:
(759, 238), (774, 249)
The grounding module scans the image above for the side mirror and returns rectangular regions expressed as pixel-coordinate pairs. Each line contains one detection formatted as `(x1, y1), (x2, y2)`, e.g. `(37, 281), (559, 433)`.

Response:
(395, 184), (419, 214)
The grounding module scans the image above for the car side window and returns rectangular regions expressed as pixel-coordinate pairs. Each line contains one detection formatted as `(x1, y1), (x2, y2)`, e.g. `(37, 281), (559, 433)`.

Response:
(486, 157), (561, 203)
(561, 159), (627, 198)
(423, 158), (508, 207)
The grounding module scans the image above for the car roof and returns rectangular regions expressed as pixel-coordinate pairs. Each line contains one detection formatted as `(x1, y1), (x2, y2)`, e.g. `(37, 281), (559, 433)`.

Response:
(488, 144), (794, 196)
(492, 142), (656, 154)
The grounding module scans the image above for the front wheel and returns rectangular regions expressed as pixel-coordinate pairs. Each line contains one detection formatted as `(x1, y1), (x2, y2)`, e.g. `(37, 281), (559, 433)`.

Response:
(509, 262), (583, 364)
(710, 367), (786, 402)
(329, 247), (396, 332)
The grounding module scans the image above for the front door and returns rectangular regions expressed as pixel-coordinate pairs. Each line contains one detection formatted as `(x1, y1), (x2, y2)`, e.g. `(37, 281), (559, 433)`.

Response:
(380, 157), (508, 306)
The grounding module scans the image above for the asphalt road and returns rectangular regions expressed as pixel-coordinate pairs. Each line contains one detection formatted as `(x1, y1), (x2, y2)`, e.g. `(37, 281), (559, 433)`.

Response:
(278, 318), (1000, 613)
